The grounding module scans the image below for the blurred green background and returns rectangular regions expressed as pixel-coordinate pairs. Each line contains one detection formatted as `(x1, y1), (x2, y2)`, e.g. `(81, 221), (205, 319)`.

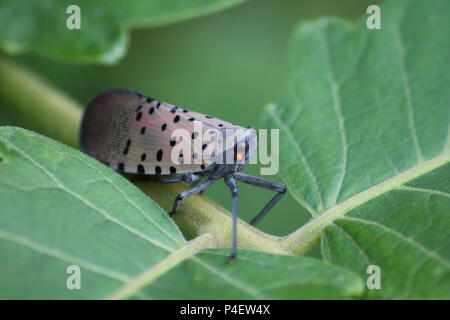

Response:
(0, 0), (376, 257)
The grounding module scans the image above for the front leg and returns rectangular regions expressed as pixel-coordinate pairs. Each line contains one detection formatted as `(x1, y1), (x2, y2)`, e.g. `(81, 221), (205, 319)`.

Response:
(161, 172), (201, 184)
(170, 179), (215, 216)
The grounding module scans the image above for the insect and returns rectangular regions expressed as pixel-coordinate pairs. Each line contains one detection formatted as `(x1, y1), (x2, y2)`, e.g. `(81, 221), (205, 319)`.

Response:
(79, 88), (286, 262)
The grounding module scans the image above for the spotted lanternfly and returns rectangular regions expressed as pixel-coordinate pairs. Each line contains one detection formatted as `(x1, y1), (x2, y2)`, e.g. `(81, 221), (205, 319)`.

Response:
(80, 88), (286, 262)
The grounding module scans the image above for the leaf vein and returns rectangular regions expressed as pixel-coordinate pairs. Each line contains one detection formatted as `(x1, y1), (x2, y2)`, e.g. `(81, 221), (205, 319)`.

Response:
(394, 27), (424, 162)
(331, 222), (371, 266)
(319, 24), (348, 206)
(63, 152), (182, 245)
(341, 216), (449, 269)
(0, 229), (130, 283)
(192, 257), (268, 299)
(266, 104), (322, 214)
(396, 185), (450, 198)
(0, 135), (175, 253)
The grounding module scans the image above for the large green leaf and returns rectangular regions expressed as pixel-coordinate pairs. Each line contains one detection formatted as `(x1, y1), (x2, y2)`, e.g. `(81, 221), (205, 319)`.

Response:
(0, 127), (363, 299)
(0, 126), (185, 298)
(264, 0), (449, 299)
(0, 0), (250, 64)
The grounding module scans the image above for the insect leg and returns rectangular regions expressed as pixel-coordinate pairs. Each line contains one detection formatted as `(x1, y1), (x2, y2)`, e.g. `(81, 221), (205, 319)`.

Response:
(170, 179), (215, 216)
(234, 173), (286, 226)
(224, 176), (238, 263)
(161, 173), (201, 184)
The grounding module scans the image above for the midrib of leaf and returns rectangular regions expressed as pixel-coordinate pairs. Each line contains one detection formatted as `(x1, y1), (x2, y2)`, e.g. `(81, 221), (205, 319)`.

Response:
(281, 146), (449, 254)
(107, 238), (267, 300)
(0, 132), (177, 253)
(0, 226), (221, 299)
(106, 233), (219, 300)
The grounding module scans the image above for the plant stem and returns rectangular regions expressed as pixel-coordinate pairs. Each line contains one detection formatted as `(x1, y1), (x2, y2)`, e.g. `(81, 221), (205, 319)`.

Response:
(0, 55), (292, 256)
(0, 56), (81, 148)
(137, 180), (290, 255)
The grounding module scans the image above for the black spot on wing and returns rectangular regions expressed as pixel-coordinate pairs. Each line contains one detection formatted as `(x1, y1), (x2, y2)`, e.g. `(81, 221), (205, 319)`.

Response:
(156, 149), (163, 161)
(123, 139), (131, 155)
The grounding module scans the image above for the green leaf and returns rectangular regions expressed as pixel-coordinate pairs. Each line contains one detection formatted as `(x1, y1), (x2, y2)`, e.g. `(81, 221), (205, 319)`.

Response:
(0, 0), (250, 64)
(0, 127), (363, 299)
(0, 126), (185, 298)
(136, 249), (363, 299)
(265, 0), (450, 299)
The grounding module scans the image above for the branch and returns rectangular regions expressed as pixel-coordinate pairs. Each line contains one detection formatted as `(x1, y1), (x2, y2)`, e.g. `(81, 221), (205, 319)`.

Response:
(0, 56), (81, 148)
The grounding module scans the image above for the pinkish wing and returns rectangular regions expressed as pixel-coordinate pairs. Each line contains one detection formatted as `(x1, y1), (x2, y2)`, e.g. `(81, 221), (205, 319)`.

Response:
(80, 88), (243, 175)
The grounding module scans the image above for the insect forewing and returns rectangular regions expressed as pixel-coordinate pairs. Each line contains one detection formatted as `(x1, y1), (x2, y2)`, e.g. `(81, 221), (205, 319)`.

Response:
(80, 89), (242, 175)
